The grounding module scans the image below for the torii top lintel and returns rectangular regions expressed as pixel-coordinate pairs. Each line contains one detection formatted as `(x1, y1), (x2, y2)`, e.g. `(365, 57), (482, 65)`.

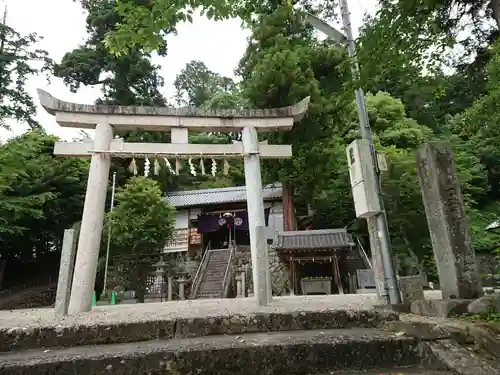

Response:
(37, 89), (310, 132)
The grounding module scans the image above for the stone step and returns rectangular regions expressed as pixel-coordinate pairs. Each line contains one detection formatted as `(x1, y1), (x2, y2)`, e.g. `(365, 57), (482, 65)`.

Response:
(0, 328), (441, 375)
(0, 310), (397, 353)
(198, 290), (222, 295)
(199, 285), (221, 290)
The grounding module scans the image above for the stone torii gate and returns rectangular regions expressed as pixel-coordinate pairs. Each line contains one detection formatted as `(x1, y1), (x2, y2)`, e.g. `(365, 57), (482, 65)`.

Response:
(38, 89), (310, 314)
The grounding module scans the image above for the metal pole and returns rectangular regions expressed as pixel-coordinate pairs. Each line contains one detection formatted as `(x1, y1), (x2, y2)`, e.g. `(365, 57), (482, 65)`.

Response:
(102, 172), (117, 297)
(339, 0), (401, 304)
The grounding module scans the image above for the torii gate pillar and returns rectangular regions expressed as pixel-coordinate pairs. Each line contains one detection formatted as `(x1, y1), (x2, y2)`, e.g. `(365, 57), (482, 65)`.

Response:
(242, 127), (268, 305)
(69, 122), (113, 313)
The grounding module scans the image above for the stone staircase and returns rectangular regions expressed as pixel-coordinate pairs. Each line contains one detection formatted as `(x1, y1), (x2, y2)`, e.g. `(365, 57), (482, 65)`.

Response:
(0, 306), (481, 374)
(193, 249), (231, 299)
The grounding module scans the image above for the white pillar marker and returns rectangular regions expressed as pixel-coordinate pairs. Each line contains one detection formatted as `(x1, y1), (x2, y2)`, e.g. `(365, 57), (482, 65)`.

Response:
(37, 89), (310, 312)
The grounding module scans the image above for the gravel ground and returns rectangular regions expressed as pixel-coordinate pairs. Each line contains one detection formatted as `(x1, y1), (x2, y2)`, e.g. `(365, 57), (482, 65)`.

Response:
(0, 291), (443, 329)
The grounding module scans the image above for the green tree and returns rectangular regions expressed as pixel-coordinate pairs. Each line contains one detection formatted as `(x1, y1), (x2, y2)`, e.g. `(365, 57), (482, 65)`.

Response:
(0, 7), (53, 129)
(0, 131), (88, 288)
(238, 4), (350, 230)
(107, 176), (175, 302)
(174, 60), (236, 106)
(103, 0), (254, 54)
(54, 0), (166, 107)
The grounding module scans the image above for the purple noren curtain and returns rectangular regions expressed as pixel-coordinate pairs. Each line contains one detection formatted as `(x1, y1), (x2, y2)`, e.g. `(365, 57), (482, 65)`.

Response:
(196, 208), (271, 233)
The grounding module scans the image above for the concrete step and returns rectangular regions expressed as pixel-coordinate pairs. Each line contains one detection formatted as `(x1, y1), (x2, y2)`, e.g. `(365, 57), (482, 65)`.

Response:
(0, 310), (398, 353)
(0, 328), (442, 375)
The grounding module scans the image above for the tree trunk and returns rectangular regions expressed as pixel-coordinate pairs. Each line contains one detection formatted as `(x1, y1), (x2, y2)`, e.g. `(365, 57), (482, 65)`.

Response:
(493, 0), (500, 30)
(282, 183), (297, 231)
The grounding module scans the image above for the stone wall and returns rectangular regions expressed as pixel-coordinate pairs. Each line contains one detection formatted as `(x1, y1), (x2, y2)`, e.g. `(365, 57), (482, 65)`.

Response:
(0, 284), (56, 310)
(233, 245), (290, 296)
(268, 245), (290, 296)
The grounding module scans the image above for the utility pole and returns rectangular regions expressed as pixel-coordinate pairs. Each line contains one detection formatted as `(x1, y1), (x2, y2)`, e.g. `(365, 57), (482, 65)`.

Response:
(102, 171), (117, 297)
(338, 0), (401, 304)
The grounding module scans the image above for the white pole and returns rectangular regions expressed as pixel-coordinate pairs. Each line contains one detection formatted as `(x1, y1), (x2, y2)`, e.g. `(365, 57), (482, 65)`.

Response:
(102, 171), (117, 297)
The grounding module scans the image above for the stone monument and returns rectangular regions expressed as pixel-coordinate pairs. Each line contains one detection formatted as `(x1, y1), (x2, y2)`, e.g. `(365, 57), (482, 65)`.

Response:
(416, 142), (482, 300)
(38, 89), (309, 313)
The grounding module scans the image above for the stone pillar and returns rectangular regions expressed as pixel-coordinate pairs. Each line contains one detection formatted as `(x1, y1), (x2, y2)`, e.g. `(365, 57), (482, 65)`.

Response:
(242, 127), (269, 306)
(177, 276), (188, 300)
(68, 122), (113, 314)
(399, 275), (424, 305)
(55, 229), (77, 316)
(367, 218), (389, 304)
(416, 142), (483, 299)
(167, 276), (174, 301)
(241, 270), (246, 297)
(235, 274), (243, 298)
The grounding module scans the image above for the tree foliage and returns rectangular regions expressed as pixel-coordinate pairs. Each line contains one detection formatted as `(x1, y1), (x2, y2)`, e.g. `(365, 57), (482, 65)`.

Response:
(0, 131), (88, 287)
(0, 8), (53, 129)
(55, 0), (166, 107)
(106, 176), (175, 301)
(174, 60), (236, 106)
(239, 4), (349, 206)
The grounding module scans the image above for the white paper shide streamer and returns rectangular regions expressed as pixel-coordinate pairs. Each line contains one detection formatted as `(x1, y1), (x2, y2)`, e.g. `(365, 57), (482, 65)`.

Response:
(223, 158), (230, 176)
(128, 157), (138, 175)
(211, 158), (217, 176)
(163, 158), (176, 174)
(154, 158), (161, 175)
(144, 157), (151, 177)
(188, 158), (196, 176)
(199, 157), (205, 175)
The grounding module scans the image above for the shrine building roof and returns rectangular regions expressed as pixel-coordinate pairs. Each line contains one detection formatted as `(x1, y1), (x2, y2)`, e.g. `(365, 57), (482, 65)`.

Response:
(164, 183), (282, 208)
(273, 229), (355, 251)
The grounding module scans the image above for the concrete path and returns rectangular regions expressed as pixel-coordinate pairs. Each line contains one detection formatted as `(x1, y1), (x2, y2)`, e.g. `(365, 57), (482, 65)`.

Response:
(0, 291), (443, 329)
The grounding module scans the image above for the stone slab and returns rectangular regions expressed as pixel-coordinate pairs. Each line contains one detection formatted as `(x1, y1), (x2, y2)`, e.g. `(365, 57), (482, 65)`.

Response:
(374, 303), (412, 313)
(410, 299), (473, 317)
(54, 229), (77, 317)
(468, 293), (500, 314)
(0, 309), (398, 352)
(384, 315), (500, 361)
(426, 340), (500, 375)
(416, 142), (483, 300)
(0, 328), (425, 375)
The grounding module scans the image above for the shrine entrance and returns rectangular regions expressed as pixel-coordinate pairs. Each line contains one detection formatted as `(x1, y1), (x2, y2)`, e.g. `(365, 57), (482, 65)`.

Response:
(197, 210), (252, 250)
(38, 88), (309, 313)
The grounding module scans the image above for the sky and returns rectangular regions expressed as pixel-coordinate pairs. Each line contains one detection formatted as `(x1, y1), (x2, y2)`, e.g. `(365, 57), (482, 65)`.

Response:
(1, 0), (377, 141)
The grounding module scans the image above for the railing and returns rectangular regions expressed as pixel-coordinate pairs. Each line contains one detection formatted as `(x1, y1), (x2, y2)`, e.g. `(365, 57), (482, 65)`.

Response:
(356, 236), (372, 269)
(190, 241), (211, 299)
(221, 243), (236, 298)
